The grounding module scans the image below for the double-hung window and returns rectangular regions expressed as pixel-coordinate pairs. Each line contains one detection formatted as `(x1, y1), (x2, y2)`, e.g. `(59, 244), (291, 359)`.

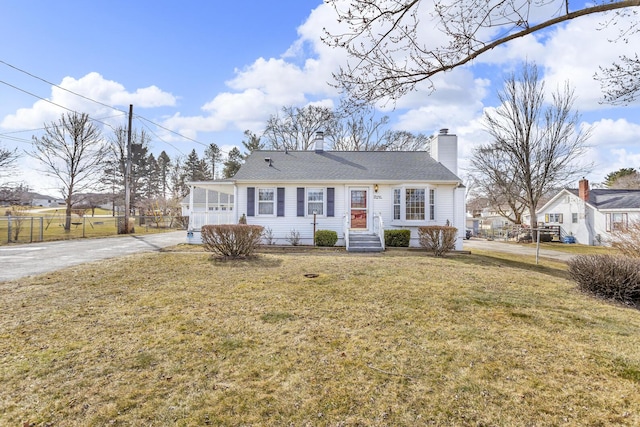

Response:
(545, 213), (563, 223)
(429, 189), (435, 220)
(606, 212), (628, 231)
(406, 188), (425, 220)
(393, 187), (434, 221)
(307, 188), (324, 215)
(257, 188), (275, 215)
(393, 189), (401, 220)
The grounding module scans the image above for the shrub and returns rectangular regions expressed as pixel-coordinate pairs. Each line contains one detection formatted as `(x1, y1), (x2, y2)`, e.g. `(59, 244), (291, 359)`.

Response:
(286, 229), (301, 246)
(384, 229), (411, 247)
(417, 225), (458, 256)
(201, 224), (264, 258)
(262, 226), (275, 245)
(567, 254), (640, 307)
(610, 220), (640, 258)
(315, 230), (338, 247)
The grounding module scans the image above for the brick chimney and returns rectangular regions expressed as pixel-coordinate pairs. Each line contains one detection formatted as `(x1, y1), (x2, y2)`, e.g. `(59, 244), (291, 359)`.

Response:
(578, 178), (589, 202)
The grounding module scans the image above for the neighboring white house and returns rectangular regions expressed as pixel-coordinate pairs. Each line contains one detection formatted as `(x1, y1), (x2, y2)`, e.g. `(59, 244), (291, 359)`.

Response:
(184, 129), (466, 251)
(536, 178), (640, 245)
(30, 194), (64, 207)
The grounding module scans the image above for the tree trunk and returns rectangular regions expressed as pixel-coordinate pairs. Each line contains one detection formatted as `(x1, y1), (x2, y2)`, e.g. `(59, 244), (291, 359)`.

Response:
(64, 202), (72, 232)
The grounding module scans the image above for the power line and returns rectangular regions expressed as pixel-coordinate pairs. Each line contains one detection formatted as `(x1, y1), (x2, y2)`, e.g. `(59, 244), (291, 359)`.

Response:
(0, 59), (129, 115)
(135, 117), (186, 156)
(0, 79), (118, 131)
(0, 59), (212, 149)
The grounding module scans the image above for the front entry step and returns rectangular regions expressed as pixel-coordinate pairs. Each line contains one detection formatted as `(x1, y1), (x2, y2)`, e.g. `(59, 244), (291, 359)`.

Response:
(348, 233), (383, 252)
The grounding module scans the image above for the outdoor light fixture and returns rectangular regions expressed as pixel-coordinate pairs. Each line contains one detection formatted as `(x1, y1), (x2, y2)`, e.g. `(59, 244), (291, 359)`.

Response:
(374, 184), (379, 192)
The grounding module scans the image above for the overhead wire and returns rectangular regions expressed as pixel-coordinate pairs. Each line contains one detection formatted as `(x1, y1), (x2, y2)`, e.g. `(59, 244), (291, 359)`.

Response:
(0, 59), (219, 152)
(0, 79), (118, 131)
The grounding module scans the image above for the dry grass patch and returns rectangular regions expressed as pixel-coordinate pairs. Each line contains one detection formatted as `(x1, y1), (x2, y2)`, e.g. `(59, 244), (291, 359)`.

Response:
(1, 251), (639, 426)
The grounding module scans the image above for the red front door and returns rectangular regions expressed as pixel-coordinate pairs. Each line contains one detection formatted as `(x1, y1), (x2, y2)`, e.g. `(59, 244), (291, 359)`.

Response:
(350, 189), (367, 229)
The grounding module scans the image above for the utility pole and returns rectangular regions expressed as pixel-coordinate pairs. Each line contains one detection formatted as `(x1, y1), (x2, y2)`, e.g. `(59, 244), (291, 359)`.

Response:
(123, 104), (133, 233)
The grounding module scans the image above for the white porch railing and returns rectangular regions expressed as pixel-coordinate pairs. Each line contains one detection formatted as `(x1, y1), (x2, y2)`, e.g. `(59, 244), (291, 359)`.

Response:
(373, 212), (385, 250)
(188, 211), (236, 230)
(343, 214), (350, 250)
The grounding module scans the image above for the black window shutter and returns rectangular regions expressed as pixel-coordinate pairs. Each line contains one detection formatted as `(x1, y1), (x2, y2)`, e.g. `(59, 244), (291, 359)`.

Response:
(327, 187), (335, 217)
(247, 187), (255, 217)
(277, 187), (285, 217)
(297, 187), (305, 217)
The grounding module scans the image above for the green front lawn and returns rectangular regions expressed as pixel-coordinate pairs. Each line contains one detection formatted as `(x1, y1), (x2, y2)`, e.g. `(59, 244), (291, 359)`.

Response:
(1, 250), (638, 425)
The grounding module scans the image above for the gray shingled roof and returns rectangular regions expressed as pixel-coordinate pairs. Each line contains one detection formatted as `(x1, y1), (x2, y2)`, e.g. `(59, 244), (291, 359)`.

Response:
(232, 150), (460, 182)
(568, 188), (640, 209)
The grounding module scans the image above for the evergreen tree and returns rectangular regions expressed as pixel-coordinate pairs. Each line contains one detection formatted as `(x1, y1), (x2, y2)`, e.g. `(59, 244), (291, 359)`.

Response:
(223, 147), (243, 178)
(204, 143), (222, 179)
(157, 151), (172, 199)
(241, 130), (264, 159)
(184, 149), (209, 181)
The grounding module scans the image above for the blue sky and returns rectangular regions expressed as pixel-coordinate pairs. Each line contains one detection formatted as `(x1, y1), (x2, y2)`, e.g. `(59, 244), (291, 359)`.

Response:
(1, 0), (639, 196)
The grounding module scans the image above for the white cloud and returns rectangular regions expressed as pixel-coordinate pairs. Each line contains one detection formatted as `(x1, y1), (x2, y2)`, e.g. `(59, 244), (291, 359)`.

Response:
(160, 3), (343, 136)
(1, 72), (176, 131)
(475, 11), (640, 111)
(582, 118), (640, 182)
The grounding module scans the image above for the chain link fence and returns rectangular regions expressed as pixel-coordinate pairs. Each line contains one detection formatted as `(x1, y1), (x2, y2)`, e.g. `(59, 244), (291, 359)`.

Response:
(0, 215), (188, 244)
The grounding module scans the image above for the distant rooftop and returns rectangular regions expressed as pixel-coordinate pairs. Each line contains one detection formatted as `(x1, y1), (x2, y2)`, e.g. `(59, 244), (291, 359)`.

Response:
(568, 188), (640, 210)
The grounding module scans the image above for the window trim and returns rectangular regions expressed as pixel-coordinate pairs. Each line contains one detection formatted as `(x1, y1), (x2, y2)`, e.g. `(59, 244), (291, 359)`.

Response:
(391, 185), (435, 223)
(606, 212), (628, 232)
(256, 187), (276, 216)
(545, 213), (563, 223)
(306, 187), (325, 216)
(393, 188), (401, 220)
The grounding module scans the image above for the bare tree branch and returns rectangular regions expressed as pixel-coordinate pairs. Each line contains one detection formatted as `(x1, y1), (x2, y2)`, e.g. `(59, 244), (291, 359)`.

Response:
(29, 112), (107, 231)
(469, 62), (592, 232)
(324, 0), (640, 105)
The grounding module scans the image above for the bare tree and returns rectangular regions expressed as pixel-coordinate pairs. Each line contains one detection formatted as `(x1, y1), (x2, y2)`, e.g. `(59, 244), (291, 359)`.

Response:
(0, 143), (20, 179)
(469, 148), (527, 225)
(469, 63), (591, 233)
(331, 106), (390, 150)
(0, 183), (30, 205)
(323, 0), (640, 105)
(30, 112), (107, 231)
(103, 126), (152, 215)
(263, 105), (337, 150)
(379, 130), (431, 151)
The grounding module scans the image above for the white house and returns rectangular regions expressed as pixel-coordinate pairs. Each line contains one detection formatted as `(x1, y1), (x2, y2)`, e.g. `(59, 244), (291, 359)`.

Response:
(536, 178), (640, 245)
(184, 129), (466, 251)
